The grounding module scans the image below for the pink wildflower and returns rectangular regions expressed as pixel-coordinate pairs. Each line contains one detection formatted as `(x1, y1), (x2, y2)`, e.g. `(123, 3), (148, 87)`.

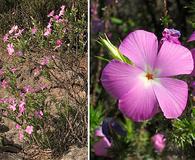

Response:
(14, 29), (24, 38)
(19, 101), (25, 114)
(8, 103), (16, 111)
(151, 133), (166, 153)
(44, 28), (52, 37)
(55, 39), (63, 49)
(35, 110), (43, 118)
(3, 34), (9, 42)
(33, 67), (41, 77)
(16, 124), (21, 129)
(25, 125), (33, 135)
(23, 85), (34, 93)
(18, 131), (24, 141)
(59, 5), (65, 17)
(9, 25), (18, 34)
(31, 27), (37, 34)
(187, 33), (195, 76)
(1, 80), (8, 89)
(40, 56), (50, 65)
(48, 10), (54, 17)
(101, 30), (194, 121)
(7, 43), (14, 55)
(11, 67), (17, 73)
(54, 15), (60, 21)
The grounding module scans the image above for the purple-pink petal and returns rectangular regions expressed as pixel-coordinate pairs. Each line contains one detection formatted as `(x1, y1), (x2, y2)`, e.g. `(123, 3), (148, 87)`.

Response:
(188, 31), (195, 42)
(101, 60), (143, 99)
(119, 30), (158, 70)
(153, 78), (188, 118)
(119, 78), (158, 122)
(155, 41), (194, 77)
(93, 137), (111, 157)
(191, 48), (195, 76)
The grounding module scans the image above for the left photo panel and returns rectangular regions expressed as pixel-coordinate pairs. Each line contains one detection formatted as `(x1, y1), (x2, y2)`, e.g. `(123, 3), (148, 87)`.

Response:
(0, 1), (88, 160)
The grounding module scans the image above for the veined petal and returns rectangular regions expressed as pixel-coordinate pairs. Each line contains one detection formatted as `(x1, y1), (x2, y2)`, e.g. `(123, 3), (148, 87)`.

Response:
(188, 31), (195, 42)
(155, 41), (193, 77)
(153, 78), (188, 119)
(101, 60), (143, 99)
(119, 30), (158, 70)
(118, 78), (158, 122)
(191, 48), (195, 76)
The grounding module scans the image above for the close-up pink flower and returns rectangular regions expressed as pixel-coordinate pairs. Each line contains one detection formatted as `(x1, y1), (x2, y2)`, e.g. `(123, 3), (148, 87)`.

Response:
(59, 5), (65, 17)
(151, 133), (166, 153)
(101, 30), (194, 122)
(7, 43), (15, 55)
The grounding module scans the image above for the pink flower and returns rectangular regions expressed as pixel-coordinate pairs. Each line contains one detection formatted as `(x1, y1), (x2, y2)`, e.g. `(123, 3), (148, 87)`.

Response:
(3, 34), (9, 42)
(25, 125), (33, 135)
(101, 30), (194, 121)
(1, 80), (8, 89)
(7, 43), (14, 55)
(31, 27), (37, 34)
(35, 110), (43, 118)
(9, 25), (18, 34)
(23, 85), (34, 93)
(40, 56), (50, 65)
(14, 29), (24, 38)
(8, 103), (16, 111)
(54, 15), (60, 21)
(18, 131), (24, 141)
(33, 67), (41, 77)
(151, 133), (166, 153)
(54, 39), (63, 49)
(11, 67), (17, 73)
(59, 5), (65, 17)
(48, 10), (54, 17)
(19, 101), (25, 114)
(16, 124), (21, 129)
(93, 128), (111, 157)
(44, 28), (52, 37)
(160, 28), (181, 45)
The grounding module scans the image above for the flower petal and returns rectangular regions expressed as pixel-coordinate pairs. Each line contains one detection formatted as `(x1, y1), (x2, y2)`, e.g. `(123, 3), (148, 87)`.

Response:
(118, 78), (158, 122)
(155, 41), (194, 77)
(153, 78), (188, 119)
(188, 31), (195, 42)
(101, 60), (143, 99)
(191, 48), (195, 76)
(93, 137), (111, 157)
(119, 30), (158, 70)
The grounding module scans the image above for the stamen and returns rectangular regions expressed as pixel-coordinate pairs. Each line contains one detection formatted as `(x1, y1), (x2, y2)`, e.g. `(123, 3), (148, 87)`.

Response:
(146, 73), (153, 80)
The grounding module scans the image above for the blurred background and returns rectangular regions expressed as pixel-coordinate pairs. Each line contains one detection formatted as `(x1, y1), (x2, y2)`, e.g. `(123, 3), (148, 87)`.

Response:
(90, 0), (195, 159)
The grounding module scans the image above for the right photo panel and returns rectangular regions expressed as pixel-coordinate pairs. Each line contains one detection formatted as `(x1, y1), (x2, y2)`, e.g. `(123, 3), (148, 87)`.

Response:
(90, 0), (195, 159)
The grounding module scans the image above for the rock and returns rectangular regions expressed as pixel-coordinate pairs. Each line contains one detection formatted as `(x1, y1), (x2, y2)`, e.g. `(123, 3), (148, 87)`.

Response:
(0, 152), (24, 160)
(60, 146), (87, 160)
